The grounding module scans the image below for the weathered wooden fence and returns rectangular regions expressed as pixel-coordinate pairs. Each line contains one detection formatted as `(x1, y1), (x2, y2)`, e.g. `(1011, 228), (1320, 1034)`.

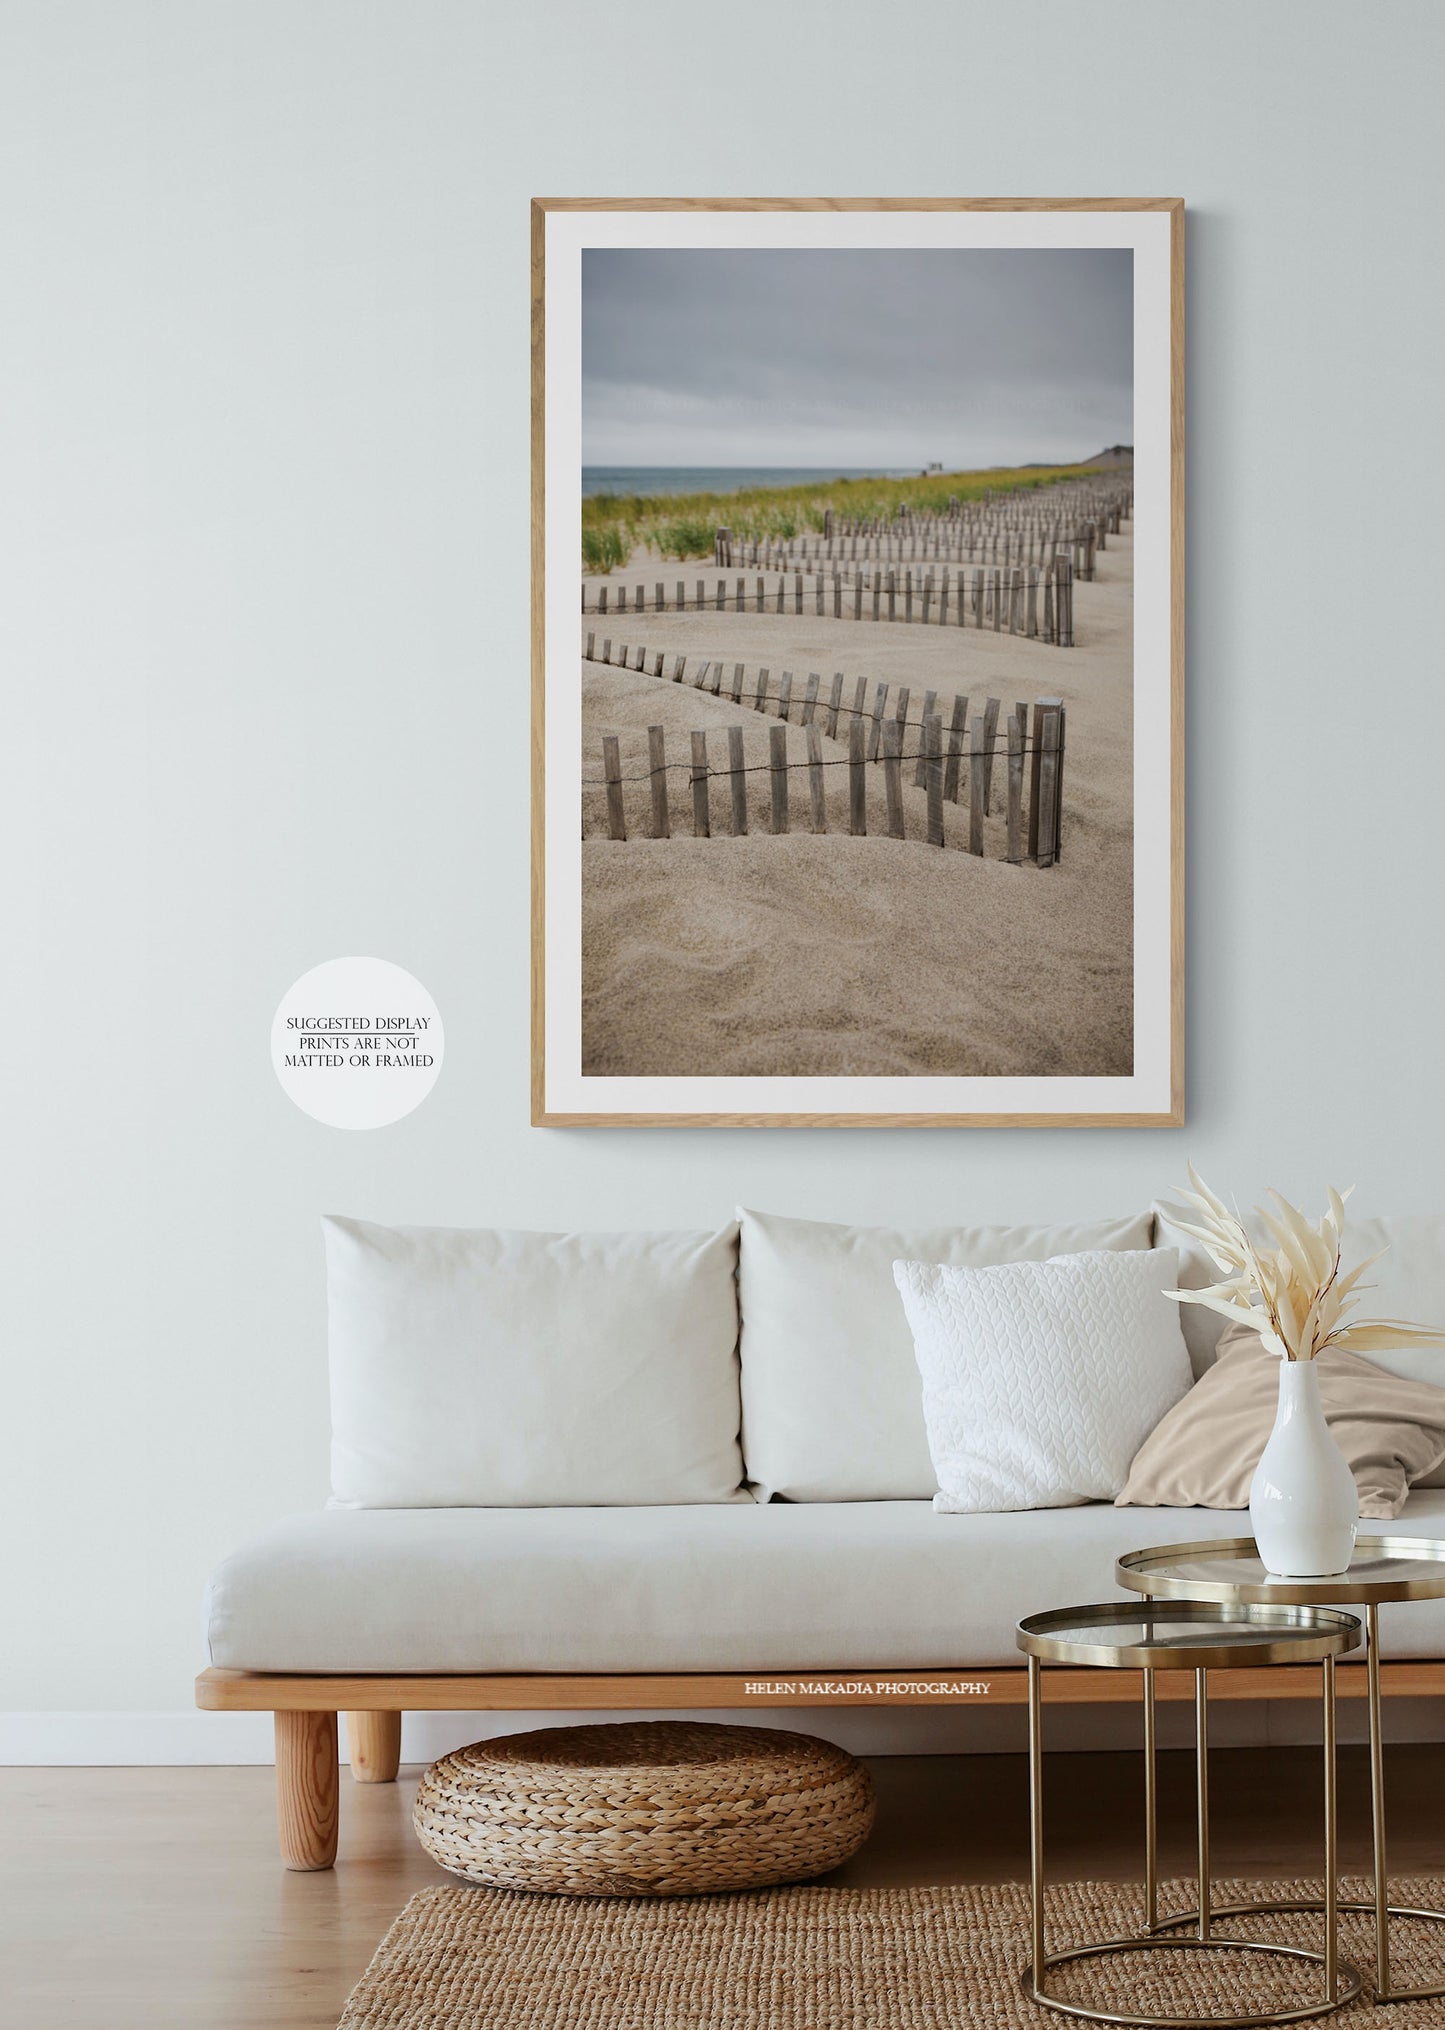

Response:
(583, 556), (1075, 645)
(715, 521), (1113, 577)
(583, 642), (1066, 865)
(714, 479), (1131, 574)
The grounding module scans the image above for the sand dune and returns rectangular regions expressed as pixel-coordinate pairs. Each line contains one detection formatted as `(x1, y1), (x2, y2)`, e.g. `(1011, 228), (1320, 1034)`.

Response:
(580, 532), (1133, 1079)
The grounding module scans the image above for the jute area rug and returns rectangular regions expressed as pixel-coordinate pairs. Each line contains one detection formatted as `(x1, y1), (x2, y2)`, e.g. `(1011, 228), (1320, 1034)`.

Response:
(337, 1875), (1445, 2027)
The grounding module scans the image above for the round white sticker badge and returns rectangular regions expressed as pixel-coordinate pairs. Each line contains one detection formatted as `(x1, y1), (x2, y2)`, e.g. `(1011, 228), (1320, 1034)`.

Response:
(271, 956), (443, 1129)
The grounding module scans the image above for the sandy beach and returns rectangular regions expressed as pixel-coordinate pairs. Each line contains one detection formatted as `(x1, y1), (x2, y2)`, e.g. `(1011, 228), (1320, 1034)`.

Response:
(579, 526), (1134, 1078)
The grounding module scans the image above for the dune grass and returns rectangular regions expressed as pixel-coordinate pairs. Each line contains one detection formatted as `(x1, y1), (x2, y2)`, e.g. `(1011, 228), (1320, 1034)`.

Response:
(580, 462), (1107, 567)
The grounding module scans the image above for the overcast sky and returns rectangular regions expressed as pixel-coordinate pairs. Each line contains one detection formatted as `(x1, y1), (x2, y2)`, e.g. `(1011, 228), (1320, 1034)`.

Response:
(582, 247), (1132, 470)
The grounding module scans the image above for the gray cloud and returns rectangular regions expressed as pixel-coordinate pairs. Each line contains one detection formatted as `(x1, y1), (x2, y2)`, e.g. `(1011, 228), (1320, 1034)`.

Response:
(582, 247), (1132, 469)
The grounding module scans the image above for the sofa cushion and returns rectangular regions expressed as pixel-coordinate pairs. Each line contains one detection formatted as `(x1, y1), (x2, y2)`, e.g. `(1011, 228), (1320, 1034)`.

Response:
(203, 1488), (1445, 1674)
(736, 1206), (1155, 1501)
(324, 1217), (745, 1507)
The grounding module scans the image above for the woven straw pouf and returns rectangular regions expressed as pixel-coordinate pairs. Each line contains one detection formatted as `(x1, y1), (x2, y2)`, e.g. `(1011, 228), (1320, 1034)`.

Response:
(412, 1719), (876, 1897)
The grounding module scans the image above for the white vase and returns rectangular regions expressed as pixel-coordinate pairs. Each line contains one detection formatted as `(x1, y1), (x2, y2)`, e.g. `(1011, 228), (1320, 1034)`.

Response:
(1249, 1360), (1358, 1577)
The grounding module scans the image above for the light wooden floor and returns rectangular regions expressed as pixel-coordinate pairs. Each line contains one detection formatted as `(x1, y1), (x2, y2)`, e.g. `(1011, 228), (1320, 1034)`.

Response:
(5, 1748), (1444, 2030)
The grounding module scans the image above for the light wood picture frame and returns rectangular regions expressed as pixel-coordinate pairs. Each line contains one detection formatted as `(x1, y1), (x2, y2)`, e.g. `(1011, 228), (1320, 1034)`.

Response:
(532, 199), (1183, 1126)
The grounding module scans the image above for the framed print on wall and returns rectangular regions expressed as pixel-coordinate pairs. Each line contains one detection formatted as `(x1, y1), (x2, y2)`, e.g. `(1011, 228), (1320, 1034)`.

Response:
(532, 198), (1183, 1126)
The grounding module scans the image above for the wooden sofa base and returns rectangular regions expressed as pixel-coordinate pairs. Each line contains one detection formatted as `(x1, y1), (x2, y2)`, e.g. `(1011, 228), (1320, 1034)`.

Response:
(195, 1662), (1445, 1871)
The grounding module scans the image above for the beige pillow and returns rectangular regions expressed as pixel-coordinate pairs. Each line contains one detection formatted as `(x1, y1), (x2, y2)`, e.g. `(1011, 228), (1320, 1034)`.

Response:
(1118, 1319), (1445, 1519)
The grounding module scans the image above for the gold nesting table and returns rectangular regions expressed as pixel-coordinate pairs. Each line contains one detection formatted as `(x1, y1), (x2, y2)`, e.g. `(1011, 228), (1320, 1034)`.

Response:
(1017, 1598), (1365, 2027)
(1116, 1535), (1445, 2006)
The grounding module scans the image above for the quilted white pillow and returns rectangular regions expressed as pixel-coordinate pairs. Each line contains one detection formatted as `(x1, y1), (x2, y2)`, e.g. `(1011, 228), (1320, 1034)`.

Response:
(893, 1248), (1192, 1512)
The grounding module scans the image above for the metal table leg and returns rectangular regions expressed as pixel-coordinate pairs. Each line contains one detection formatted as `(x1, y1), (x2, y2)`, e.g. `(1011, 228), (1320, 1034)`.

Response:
(1144, 1666), (1158, 1936)
(1196, 1665), (1210, 1944)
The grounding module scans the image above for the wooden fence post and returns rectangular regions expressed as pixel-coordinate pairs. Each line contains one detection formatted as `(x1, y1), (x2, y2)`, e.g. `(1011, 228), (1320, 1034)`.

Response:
(801, 672), (820, 726)
(925, 714), (944, 847)
(914, 690), (937, 788)
(1006, 714), (1023, 863)
(1027, 569), (1038, 637)
(603, 736), (626, 842)
(690, 732), (710, 838)
(1038, 706), (1061, 867)
(755, 668), (769, 714)
(1035, 697), (1065, 860)
(869, 683), (887, 761)
(695, 580), (704, 612)
(992, 567), (1002, 632)
(1028, 700), (1045, 859)
(1055, 553), (1073, 647)
(981, 698), (1001, 814)
(676, 581), (685, 611)
(968, 718), (987, 856)
(849, 717), (867, 835)
(944, 694), (968, 803)
(807, 724), (827, 833)
(673, 655), (686, 684)
(769, 724), (789, 834)
(882, 717), (905, 838)
(653, 651), (665, 678)
(778, 671), (794, 721)
(887, 569), (896, 622)
(656, 583), (664, 612)
(794, 572), (803, 615)
(728, 725), (747, 836)
(736, 577), (745, 612)
(585, 631), (595, 659)
(598, 587), (608, 616)
(648, 726), (669, 839)
(715, 578), (726, 612)
(731, 663), (745, 704)
(826, 672), (844, 739)
(833, 571), (842, 619)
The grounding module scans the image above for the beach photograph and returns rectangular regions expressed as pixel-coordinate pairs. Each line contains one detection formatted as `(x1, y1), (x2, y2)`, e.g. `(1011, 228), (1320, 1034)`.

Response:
(543, 224), (1164, 1114)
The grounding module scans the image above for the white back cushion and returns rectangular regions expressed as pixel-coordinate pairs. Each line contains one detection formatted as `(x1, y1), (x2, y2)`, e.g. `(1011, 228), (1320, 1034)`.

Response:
(325, 1217), (745, 1507)
(736, 1206), (1154, 1500)
(894, 1248), (1192, 1512)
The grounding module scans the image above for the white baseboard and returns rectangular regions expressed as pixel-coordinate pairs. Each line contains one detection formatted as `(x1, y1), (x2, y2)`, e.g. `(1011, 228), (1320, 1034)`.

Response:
(6, 1700), (1444, 1766)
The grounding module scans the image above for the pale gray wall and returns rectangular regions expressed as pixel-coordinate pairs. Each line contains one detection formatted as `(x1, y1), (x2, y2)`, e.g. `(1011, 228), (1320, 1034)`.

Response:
(5, 1), (1445, 1723)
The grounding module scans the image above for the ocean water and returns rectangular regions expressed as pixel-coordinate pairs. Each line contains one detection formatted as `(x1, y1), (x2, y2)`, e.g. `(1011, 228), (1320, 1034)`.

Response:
(582, 466), (919, 500)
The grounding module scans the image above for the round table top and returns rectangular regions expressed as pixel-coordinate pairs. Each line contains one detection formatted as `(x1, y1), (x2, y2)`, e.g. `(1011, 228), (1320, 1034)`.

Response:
(1016, 1599), (1363, 1671)
(1115, 1535), (1445, 1607)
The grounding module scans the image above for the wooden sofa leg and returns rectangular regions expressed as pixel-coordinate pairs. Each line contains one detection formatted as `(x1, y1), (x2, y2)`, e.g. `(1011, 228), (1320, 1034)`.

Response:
(346, 1710), (402, 1783)
(275, 1710), (339, 1870)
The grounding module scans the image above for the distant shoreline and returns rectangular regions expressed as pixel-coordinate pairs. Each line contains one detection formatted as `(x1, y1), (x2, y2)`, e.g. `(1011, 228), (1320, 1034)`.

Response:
(582, 466), (919, 500)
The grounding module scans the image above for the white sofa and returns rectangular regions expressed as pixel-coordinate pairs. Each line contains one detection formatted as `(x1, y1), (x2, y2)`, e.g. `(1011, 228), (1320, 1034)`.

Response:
(198, 1205), (1445, 1868)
